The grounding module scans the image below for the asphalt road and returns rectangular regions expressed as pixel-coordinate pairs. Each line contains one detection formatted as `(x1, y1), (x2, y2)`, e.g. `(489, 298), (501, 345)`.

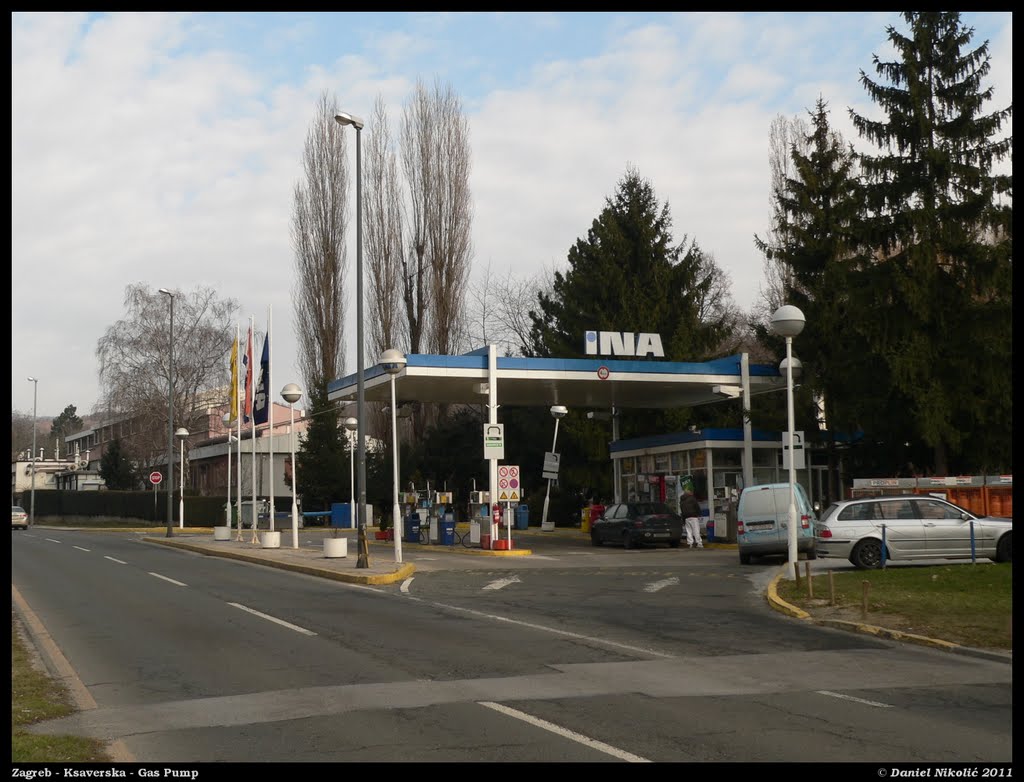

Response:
(11, 528), (1012, 765)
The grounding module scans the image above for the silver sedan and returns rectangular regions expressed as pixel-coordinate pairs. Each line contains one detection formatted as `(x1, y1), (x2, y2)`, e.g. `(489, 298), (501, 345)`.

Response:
(814, 495), (1012, 569)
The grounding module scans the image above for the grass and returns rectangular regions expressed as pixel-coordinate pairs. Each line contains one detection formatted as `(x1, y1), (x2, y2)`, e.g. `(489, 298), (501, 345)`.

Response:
(775, 563), (1013, 650)
(11, 614), (112, 763)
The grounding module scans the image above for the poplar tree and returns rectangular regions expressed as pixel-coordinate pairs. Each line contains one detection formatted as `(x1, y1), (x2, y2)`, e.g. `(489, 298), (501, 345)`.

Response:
(850, 12), (1012, 475)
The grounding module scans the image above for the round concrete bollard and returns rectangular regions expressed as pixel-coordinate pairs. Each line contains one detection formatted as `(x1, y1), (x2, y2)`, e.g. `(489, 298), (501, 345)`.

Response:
(323, 537), (348, 558)
(213, 526), (231, 541)
(261, 530), (281, 549)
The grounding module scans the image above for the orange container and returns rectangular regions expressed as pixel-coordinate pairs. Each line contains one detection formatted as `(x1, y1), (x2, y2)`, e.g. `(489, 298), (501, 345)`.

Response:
(493, 539), (510, 550)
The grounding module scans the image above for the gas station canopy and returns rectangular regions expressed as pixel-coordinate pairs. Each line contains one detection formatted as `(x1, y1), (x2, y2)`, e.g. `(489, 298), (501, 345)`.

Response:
(327, 348), (785, 410)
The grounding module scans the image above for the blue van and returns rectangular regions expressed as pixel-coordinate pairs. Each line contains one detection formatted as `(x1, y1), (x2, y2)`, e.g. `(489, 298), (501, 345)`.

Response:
(736, 483), (817, 565)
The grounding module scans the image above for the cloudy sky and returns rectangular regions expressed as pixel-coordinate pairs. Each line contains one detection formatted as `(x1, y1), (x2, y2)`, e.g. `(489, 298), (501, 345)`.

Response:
(11, 12), (1012, 419)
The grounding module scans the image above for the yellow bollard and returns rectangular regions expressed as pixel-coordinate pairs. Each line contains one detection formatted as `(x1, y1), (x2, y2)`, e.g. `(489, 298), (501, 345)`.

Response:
(581, 507), (591, 533)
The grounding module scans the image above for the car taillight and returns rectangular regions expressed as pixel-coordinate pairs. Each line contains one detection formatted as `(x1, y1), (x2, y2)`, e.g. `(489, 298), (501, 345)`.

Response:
(633, 520), (645, 528)
(737, 519), (745, 535)
(800, 513), (810, 529)
(818, 526), (832, 538)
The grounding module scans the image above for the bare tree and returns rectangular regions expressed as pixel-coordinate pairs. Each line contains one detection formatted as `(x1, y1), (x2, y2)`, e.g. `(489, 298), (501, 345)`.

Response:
(365, 95), (406, 363)
(291, 90), (350, 396)
(465, 259), (553, 356)
(363, 78), (474, 436)
(399, 78), (473, 358)
(96, 283), (236, 468)
(752, 113), (810, 323)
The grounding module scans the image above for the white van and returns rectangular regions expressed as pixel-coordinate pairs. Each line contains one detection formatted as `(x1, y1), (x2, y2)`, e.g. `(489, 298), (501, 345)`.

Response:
(736, 483), (817, 565)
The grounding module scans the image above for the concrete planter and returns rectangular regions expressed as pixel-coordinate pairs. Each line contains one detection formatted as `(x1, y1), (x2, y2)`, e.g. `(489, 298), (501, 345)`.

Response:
(261, 530), (281, 549)
(323, 537), (348, 558)
(213, 526), (231, 541)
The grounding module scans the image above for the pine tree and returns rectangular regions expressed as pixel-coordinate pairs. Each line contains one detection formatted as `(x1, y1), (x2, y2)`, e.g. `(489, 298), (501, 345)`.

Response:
(850, 12), (1012, 475)
(295, 384), (349, 513)
(99, 437), (137, 490)
(756, 97), (884, 493)
(526, 168), (738, 495)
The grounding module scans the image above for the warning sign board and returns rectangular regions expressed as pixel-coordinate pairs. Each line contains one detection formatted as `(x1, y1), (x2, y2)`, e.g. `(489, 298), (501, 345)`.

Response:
(497, 464), (520, 501)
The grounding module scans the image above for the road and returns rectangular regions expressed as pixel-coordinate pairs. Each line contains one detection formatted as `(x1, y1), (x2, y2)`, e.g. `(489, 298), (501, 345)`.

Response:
(11, 528), (1012, 764)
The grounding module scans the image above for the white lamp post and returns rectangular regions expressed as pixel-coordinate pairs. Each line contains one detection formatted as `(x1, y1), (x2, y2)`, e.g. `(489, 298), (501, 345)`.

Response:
(159, 288), (175, 537)
(380, 349), (407, 564)
(540, 405), (568, 531)
(771, 304), (806, 580)
(175, 428), (189, 529)
(222, 412), (234, 530)
(26, 376), (38, 528)
(334, 109), (369, 569)
(343, 417), (358, 531)
(281, 383), (302, 549)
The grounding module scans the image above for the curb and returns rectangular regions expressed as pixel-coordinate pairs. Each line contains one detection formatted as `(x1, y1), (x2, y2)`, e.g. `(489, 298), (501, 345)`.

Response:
(145, 537), (416, 585)
(765, 569), (1012, 664)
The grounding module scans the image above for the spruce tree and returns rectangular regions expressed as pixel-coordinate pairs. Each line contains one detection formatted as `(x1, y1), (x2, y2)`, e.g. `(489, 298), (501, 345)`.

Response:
(99, 437), (137, 490)
(295, 383), (349, 513)
(849, 12), (1012, 475)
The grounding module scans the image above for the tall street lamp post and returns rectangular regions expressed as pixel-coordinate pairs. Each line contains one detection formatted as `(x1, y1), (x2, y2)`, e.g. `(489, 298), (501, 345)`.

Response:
(771, 304), (806, 580)
(176, 428), (189, 528)
(334, 109), (368, 568)
(281, 383), (302, 549)
(158, 288), (175, 538)
(540, 405), (568, 531)
(26, 376), (38, 527)
(380, 349), (407, 564)
(222, 413), (233, 530)
(343, 417), (358, 531)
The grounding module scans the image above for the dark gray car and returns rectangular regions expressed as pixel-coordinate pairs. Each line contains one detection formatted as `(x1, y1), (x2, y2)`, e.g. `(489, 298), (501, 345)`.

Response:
(590, 501), (683, 549)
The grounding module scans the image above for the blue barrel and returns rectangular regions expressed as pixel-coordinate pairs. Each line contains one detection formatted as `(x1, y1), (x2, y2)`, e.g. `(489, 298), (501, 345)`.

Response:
(404, 513), (420, 543)
(516, 504), (529, 530)
(441, 517), (455, 545)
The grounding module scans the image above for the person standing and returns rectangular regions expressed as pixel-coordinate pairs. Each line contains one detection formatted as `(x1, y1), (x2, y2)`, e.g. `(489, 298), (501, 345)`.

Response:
(680, 488), (703, 549)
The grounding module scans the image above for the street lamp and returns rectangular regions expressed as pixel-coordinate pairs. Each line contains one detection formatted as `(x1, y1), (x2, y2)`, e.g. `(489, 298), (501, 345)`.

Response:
(159, 288), (175, 538)
(334, 109), (369, 568)
(343, 417), (358, 531)
(222, 412), (233, 530)
(175, 428), (189, 528)
(281, 383), (302, 549)
(380, 349), (407, 564)
(771, 304), (806, 580)
(26, 376), (37, 527)
(540, 405), (568, 531)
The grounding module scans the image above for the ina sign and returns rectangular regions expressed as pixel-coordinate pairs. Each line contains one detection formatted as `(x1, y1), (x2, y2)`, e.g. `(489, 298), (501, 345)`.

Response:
(584, 331), (665, 358)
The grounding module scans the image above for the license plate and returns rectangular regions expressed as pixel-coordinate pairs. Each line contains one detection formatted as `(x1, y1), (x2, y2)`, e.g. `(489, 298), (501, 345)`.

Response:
(745, 521), (774, 529)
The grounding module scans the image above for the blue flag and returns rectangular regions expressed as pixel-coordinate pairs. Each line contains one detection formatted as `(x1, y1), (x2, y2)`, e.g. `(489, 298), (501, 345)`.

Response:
(252, 334), (270, 426)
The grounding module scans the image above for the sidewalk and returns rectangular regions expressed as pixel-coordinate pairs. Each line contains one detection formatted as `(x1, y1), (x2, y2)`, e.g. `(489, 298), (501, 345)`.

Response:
(143, 525), (537, 585)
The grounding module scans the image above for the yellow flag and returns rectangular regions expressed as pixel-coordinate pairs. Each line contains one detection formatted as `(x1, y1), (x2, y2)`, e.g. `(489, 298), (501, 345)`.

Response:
(229, 337), (239, 421)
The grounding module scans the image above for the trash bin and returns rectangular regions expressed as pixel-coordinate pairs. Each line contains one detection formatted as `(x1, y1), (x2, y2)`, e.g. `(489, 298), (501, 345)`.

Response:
(516, 504), (529, 530)
(441, 516), (455, 545)
(404, 512), (421, 543)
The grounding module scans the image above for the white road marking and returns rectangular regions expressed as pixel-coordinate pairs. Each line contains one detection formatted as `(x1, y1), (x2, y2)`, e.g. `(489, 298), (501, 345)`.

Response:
(479, 701), (650, 762)
(72, 546), (91, 552)
(228, 602), (317, 636)
(816, 690), (892, 708)
(104, 556), (127, 564)
(149, 572), (187, 587)
(400, 578), (415, 593)
(45, 538), (62, 544)
(429, 600), (674, 658)
(483, 575), (521, 591)
(643, 577), (679, 593)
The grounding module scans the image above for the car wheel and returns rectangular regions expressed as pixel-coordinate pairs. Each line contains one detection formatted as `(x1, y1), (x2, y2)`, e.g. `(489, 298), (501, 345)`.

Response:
(806, 548), (817, 561)
(591, 531), (602, 547)
(669, 539), (680, 548)
(623, 532), (635, 550)
(851, 539), (884, 569)
(995, 532), (1012, 563)
(739, 552), (752, 565)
